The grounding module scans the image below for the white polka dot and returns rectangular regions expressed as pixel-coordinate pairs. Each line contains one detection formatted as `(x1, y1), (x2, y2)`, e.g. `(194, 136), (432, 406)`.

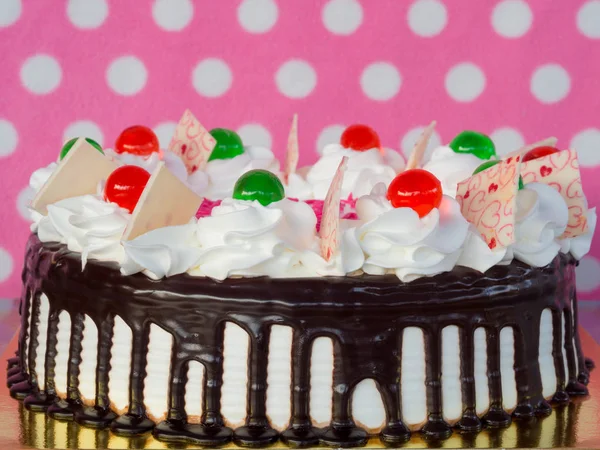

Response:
(571, 128), (600, 167)
(0, 0), (21, 27)
(577, 1), (600, 39)
(275, 60), (317, 99)
(530, 64), (571, 104)
(63, 121), (104, 146)
(17, 185), (34, 221)
(153, 122), (178, 149)
(322, 0), (363, 35)
(407, 0), (447, 37)
(192, 58), (233, 98)
(106, 56), (148, 96)
(317, 125), (345, 154)
(237, 0), (278, 34)
(20, 54), (62, 95)
(237, 124), (273, 148)
(445, 62), (486, 102)
(67, 0), (108, 29)
(0, 248), (13, 283)
(360, 62), (401, 101)
(490, 127), (525, 156)
(0, 120), (18, 157)
(491, 0), (533, 38)
(576, 256), (600, 292)
(152, 0), (193, 31)
(401, 126), (442, 162)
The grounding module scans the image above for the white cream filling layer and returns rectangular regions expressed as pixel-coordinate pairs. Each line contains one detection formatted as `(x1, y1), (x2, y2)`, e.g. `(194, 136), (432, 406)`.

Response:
(33, 294), (50, 390)
(221, 322), (249, 427)
(401, 327), (427, 427)
(185, 361), (205, 423)
(266, 325), (293, 430)
(54, 310), (71, 396)
(310, 337), (334, 426)
(79, 315), (98, 403)
(539, 309), (556, 398)
(474, 327), (489, 416)
(108, 316), (133, 412)
(144, 324), (173, 421)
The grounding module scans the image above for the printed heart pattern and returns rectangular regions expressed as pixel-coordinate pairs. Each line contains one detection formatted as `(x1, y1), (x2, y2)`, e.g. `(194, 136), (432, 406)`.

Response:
(456, 156), (520, 249)
(521, 149), (588, 238)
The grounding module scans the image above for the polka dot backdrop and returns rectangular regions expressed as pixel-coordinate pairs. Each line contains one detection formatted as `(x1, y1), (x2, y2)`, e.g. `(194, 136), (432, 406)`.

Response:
(0, 0), (599, 300)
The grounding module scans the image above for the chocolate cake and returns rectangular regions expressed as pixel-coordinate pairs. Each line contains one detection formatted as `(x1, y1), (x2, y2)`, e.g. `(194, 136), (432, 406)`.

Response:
(6, 120), (596, 447)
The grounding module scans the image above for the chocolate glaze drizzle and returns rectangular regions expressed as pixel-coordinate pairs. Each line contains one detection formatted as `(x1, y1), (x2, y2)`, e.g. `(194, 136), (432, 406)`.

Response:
(8, 234), (591, 448)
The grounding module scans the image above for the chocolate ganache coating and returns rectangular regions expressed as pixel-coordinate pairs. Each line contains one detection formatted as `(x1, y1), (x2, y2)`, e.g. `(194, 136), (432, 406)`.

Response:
(8, 234), (590, 447)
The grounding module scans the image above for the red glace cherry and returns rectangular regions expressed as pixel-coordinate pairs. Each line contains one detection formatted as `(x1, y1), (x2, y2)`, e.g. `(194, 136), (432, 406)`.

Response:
(340, 124), (382, 152)
(387, 169), (443, 218)
(115, 125), (160, 156)
(522, 146), (559, 162)
(103, 165), (151, 213)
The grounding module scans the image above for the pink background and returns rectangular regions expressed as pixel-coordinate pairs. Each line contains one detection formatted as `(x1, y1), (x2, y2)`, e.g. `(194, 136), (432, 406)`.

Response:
(0, 0), (600, 301)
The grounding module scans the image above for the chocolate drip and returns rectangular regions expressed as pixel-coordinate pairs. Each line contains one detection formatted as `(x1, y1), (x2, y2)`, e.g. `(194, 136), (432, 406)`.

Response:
(281, 332), (321, 447)
(26, 293), (41, 389)
(571, 295), (589, 385)
(234, 325), (279, 446)
(96, 315), (114, 409)
(111, 325), (154, 435)
(67, 313), (85, 402)
(75, 314), (118, 427)
(513, 312), (545, 419)
(422, 326), (452, 439)
(551, 308), (569, 404)
(43, 307), (60, 397)
(483, 328), (511, 428)
(457, 325), (481, 432)
(10, 235), (590, 448)
(564, 307), (588, 396)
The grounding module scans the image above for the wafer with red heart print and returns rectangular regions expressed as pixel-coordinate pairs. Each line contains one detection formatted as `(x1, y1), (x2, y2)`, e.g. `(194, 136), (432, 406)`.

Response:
(168, 109), (216, 174)
(320, 156), (349, 261)
(520, 148), (588, 238)
(456, 154), (521, 249)
(123, 162), (204, 241)
(405, 120), (437, 170)
(283, 113), (299, 184)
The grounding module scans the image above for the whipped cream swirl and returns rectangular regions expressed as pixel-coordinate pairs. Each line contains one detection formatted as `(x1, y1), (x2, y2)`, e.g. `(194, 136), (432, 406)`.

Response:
(423, 146), (486, 198)
(354, 184), (505, 281)
(35, 194), (129, 267)
(502, 183), (568, 267)
(121, 222), (202, 279)
(305, 144), (404, 200)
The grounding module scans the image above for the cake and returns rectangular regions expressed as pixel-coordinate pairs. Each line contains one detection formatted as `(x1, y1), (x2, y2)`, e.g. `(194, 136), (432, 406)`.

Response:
(6, 114), (596, 448)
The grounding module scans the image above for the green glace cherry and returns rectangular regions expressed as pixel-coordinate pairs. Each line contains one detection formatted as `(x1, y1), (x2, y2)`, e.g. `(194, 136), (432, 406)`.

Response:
(233, 169), (285, 206)
(450, 131), (496, 160)
(208, 128), (245, 162)
(473, 160), (524, 190)
(60, 137), (103, 160)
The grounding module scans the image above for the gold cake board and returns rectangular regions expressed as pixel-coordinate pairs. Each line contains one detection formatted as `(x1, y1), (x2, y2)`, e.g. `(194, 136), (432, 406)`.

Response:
(2, 330), (600, 449)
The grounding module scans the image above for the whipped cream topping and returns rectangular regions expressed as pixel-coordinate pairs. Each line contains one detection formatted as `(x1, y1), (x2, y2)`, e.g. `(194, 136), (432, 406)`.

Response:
(25, 133), (594, 283)
(305, 144), (404, 200)
(192, 198), (362, 280)
(354, 184), (504, 282)
(423, 146), (485, 198)
(121, 222), (202, 279)
(35, 194), (129, 267)
(503, 183), (568, 267)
